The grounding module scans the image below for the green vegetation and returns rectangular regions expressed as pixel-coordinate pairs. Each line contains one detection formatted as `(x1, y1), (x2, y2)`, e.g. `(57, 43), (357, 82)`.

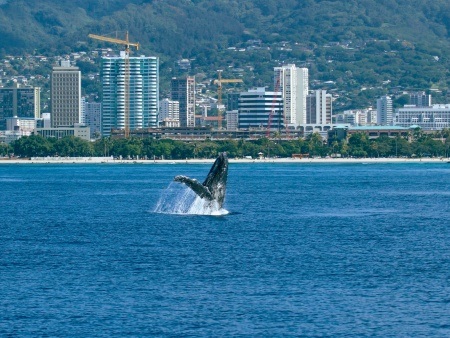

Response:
(5, 129), (450, 159)
(2, 1), (450, 109)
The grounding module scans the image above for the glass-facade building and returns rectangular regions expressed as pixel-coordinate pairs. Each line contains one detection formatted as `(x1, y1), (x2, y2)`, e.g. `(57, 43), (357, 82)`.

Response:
(101, 55), (159, 136)
(171, 76), (196, 127)
(0, 86), (40, 130)
(238, 87), (283, 130)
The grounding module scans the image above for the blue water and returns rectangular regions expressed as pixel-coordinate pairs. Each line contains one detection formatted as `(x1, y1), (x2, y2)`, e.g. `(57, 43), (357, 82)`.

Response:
(1, 162), (450, 336)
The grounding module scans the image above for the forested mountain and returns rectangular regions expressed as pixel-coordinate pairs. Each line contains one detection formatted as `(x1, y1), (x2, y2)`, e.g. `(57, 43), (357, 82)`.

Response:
(2, 0), (450, 109)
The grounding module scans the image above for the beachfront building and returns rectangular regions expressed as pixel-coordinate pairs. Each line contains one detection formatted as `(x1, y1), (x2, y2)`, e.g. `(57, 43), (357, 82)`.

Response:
(51, 60), (81, 128)
(238, 87), (283, 131)
(101, 53), (159, 136)
(328, 125), (414, 142)
(5, 116), (36, 132)
(395, 104), (450, 130)
(34, 124), (91, 141)
(0, 84), (40, 130)
(377, 95), (393, 126)
(171, 76), (195, 127)
(274, 64), (308, 127)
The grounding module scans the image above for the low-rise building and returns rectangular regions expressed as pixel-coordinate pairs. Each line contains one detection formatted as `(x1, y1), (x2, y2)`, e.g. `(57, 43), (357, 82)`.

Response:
(6, 116), (36, 132)
(34, 124), (90, 141)
(395, 104), (450, 130)
(328, 125), (416, 142)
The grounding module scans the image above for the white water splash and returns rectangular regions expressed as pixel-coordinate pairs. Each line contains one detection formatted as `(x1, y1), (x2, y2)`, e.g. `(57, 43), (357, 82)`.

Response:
(154, 182), (228, 216)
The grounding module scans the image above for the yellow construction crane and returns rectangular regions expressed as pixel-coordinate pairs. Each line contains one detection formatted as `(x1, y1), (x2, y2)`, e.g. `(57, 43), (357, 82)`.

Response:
(88, 32), (139, 137)
(213, 70), (243, 129)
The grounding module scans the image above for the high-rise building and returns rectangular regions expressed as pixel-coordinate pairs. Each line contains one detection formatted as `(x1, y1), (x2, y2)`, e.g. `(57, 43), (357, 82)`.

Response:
(84, 102), (102, 139)
(306, 90), (332, 125)
(171, 76), (195, 127)
(238, 87), (283, 130)
(101, 53), (159, 136)
(377, 95), (393, 125)
(226, 92), (240, 111)
(80, 97), (86, 125)
(366, 108), (377, 125)
(51, 60), (81, 127)
(226, 110), (239, 130)
(159, 98), (180, 127)
(0, 84), (40, 130)
(274, 65), (308, 126)
(410, 91), (431, 107)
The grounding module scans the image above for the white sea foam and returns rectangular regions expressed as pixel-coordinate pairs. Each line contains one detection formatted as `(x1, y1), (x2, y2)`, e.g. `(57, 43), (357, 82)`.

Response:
(154, 182), (228, 216)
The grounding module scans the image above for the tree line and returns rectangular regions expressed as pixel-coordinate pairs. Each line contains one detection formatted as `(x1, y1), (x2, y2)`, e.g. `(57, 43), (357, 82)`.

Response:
(1, 128), (449, 159)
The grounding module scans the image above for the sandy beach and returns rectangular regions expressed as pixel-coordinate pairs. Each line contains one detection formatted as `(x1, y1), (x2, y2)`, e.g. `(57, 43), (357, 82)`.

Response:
(0, 156), (449, 164)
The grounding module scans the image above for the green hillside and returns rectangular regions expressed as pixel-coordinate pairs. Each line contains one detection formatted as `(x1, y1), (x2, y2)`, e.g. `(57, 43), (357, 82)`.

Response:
(1, 0), (450, 110)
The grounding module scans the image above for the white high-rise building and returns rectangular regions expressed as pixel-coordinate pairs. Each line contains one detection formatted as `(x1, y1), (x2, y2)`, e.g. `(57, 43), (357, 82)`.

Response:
(306, 90), (333, 126)
(51, 60), (81, 128)
(101, 53), (159, 136)
(366, 108), (377, 125)
(274, 65), (308, 126)
(377, 95), (393, 125)
(159, 98), (180, 127)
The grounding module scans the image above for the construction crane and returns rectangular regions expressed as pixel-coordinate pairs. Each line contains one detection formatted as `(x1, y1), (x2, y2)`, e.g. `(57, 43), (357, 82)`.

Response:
(213, 70), (243, 129)
(88, 32), (139, 138)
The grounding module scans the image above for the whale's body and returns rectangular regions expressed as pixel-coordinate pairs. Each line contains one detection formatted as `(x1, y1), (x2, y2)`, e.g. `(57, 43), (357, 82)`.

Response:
(174, 152), (228, 208)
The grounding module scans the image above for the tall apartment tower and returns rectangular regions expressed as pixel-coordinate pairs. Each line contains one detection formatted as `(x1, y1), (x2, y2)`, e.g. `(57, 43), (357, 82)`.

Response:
(410, 91), (431, 107)
(226, 110), (239, 130)
(101, 54), (159, 136)
(0, 84), (40, 130)
(51, 60), (81, 127)
(159, 98), (180, 127)
(84, 102), (102, 139)
(274, 65), (308, 126)
(171, 76), (196, 127)
(306, 90), (332, 125)
(238, 87), (283, 130)
(377, 95), (393, 125)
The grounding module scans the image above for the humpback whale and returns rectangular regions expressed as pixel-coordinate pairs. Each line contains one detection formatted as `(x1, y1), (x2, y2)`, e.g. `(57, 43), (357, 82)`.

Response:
(174, 152), (228, 209)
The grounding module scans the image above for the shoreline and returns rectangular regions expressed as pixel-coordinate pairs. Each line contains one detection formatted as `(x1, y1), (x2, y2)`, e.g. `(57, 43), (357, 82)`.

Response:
(0, 157), (449, 164)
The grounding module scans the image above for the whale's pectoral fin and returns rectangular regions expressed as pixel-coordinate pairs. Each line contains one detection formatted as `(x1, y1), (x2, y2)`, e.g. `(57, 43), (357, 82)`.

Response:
(174, 175), (214, 201)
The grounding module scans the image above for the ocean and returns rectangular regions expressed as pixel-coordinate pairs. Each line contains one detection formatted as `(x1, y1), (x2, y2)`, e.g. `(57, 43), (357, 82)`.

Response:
(1, 162), (449, 336)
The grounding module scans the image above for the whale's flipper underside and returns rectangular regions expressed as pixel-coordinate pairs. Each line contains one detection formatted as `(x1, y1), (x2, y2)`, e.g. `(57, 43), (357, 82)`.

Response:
(174, 175), (214, 201)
